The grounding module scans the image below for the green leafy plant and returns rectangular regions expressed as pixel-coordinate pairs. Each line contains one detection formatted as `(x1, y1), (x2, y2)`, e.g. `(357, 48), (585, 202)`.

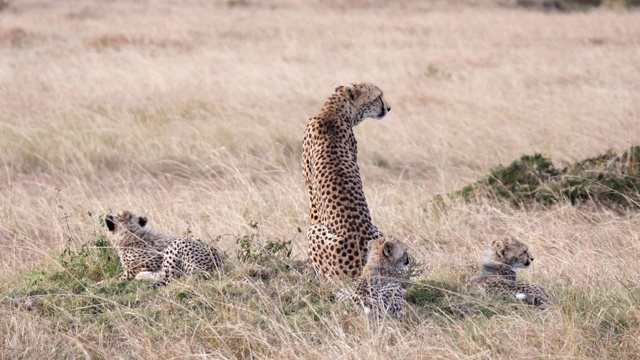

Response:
(235, 221), (298, 266)
(55, 212), (122, 282)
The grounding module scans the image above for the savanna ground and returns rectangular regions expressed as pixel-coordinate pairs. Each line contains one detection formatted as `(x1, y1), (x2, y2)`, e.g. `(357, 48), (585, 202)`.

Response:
(1, 0), (640, 358)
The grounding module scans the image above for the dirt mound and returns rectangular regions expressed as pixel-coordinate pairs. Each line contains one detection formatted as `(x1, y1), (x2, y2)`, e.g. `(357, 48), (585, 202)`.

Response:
(456, 146), (640, 210)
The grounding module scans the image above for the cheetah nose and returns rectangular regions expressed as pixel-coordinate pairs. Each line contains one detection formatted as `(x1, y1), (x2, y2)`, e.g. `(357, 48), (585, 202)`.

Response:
(386, 106), (391, 112)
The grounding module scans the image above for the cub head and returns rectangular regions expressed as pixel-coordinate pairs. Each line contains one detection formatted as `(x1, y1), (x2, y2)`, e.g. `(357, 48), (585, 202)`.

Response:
(334, 82), (391, 124)
(104, 210), (148, 235)
(489, 237), (534, 269)
(365, 238), (410, 276)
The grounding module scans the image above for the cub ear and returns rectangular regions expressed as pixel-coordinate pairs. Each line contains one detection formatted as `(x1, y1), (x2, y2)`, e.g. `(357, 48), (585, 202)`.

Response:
(492, 239), (506, 256)
(334, 85), (344, 92)
(138, 216), (148, 227)
(344, 84), (360, 101)
(383, 240), (394, 257)
(105, 215), (116, 232)
(367, 239), (378, 249)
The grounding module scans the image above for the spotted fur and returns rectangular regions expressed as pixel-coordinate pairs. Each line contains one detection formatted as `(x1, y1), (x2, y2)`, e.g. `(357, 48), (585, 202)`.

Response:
(137, 238), (224, 288)
(302, 83), (391, 278)
(104, 210), (176, 281)
(337, 238), (409, 321)
(105, 210), (223, 286)
(472, 237), (551, 309)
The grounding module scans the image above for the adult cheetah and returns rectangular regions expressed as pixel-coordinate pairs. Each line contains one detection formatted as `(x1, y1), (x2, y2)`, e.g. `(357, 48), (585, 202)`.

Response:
(336, 238), (410, 321)
(105, 210), (223, 287)
(302, 83), (391, 278)
(472, 237), (551, 309)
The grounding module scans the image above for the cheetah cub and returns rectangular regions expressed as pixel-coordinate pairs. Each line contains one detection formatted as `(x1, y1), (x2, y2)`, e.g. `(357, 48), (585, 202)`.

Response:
(472, 237), (551, 309)
(105, 210), (224, 287)
(337, 238), (410, 321)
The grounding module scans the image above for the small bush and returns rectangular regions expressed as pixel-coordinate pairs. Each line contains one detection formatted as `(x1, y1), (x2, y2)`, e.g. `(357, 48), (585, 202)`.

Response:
(57, 232), (121, 283)
(455, 146), (640, 211)
(235, 221), (297, 267)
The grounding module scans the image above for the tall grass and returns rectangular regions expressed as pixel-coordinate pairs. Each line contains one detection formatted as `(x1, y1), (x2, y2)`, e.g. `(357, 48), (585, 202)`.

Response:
(1, 0), (639, 358)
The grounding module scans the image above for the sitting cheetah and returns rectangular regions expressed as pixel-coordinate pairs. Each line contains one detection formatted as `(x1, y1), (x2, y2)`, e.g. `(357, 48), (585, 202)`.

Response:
(472, 237), (551, 309)
(105, 210), (224, 287)
(336, 238), (410, 321)
(302, 83), (391, 278)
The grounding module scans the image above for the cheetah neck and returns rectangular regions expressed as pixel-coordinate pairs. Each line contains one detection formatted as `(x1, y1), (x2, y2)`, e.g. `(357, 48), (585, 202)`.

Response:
(117, 227), (177, 250)
(480, 262), (517, 281)
(361, 263), (379, 278)
(361, 257), (397, 279)
(320, 94), (360, 128)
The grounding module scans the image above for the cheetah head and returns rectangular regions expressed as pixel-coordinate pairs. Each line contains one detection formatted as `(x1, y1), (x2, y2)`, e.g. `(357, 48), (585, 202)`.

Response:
(334, 82), (391, 125)
(104, 210), (148, 234)
(364, 238), (410, 276)
(489, 237), (534, 269)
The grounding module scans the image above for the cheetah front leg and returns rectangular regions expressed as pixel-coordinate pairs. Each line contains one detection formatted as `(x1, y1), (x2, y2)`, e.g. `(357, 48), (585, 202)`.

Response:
(139, 267), (183, 289)
(118, 266), (136, 281)
(142, 268), (174, 289)
(307, 224), (365, 278)
(118, 248), (164, 281)
(119, 264), (152, 281)
(134, 271), (161, 281)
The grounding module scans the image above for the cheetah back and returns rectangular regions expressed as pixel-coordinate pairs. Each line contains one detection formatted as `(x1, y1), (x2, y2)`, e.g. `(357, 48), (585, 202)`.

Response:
(151, 238), (224, 288)
(481, 278), (551, 309)
(302, 83), (390, 278)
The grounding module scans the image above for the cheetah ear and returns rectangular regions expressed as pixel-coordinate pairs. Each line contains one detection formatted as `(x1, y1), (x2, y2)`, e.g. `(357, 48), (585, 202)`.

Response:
(334, 85), (344, 92)
(138, 216), (148, 227)
(105, 215), (116, 232)
(383, 240), (394, 257)
(492, 239), (506, 256)
(344, 84), (360, 101)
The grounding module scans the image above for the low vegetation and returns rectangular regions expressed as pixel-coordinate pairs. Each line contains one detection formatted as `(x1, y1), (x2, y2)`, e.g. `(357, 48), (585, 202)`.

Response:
(3, 204), (639, 357)
(456, 146), (640, 211)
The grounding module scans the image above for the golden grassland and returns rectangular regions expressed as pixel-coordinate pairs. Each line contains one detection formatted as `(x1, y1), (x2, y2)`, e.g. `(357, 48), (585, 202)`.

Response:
(1, 0), (639, 358)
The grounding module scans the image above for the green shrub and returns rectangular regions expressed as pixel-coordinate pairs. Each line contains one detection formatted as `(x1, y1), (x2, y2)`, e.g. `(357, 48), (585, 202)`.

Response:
(235, 221), (297, 267)
(455, 146), (640, 211)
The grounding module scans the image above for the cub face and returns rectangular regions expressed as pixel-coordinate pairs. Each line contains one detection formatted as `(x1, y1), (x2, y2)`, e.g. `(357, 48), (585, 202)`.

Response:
(491, 237), (534, 269)
(104, 210), (148, 234)
(367, 238), (410, 274)
(334, 82), (391, 124)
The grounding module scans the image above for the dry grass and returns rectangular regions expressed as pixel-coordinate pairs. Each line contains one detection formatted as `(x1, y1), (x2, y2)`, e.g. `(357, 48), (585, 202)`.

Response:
(1, 0), (639, 358)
